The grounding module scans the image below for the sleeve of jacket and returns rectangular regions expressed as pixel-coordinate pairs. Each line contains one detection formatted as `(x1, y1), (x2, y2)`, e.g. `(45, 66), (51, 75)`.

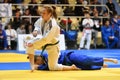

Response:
(111, 26), (114, 36)
(82, 19), (87, 27)
(34, 17), (42, 31)
(38, 64), (49, 70)
(101, 26), (107, 38)
(90, 19), (94, 27)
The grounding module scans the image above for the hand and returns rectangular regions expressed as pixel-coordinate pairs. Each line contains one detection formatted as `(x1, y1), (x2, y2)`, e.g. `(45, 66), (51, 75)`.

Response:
(109, 36), (114, 39)
(4, 48), (7, 50)
(0, 36), (3, 38)
(27, 43), (33, 47)
(86, 23), (90, 25)
(71, 64), (79, 70)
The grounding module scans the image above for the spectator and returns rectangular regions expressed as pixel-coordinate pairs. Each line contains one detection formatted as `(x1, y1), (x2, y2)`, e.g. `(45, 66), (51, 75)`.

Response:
(101, 19), (118, 49)
(28, 0), (39, 23)
(74, 0), (85, 16)
(63, 6), (74, 16)
(79, 12), (94, 50)
(28, 0), (38, 16)
(5, 24), (17, 50)
(92, 11), (102, 48)
(106, 0), (117, 16)
(111, 14), (120, 48)
(0, 24), (8, 50)
(0, 2), (12, 29)
(16, 24), (26, 34)
(26, 23), (34, 34)
(67, 17), (72, 31)
(90, 0), (102, 15)
(22, 8), (31, 25)
(111, 14), (119, 37)
(12, 9), (22, 30)
(103, 11), (109, 24)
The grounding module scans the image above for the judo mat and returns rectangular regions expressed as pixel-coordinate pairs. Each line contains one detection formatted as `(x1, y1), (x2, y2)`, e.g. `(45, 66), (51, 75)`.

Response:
(0, 49), (120, 80)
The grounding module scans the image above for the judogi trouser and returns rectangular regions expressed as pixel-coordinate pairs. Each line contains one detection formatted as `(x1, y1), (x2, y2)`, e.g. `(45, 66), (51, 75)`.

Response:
(67, 52), (103, 70)
(80, 28), (92, 49)
(26, 41), (63, 71)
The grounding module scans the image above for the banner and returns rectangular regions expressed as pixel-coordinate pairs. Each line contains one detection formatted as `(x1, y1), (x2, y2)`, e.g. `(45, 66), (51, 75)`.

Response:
(17, 34), (66, 51)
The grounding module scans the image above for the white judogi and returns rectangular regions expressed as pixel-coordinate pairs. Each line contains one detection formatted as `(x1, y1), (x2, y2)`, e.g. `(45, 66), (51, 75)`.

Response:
(26, 17), (63, 70)
(5, 29), (17, 46)
(79, 18), (94, 49)
(0, 3), (12, 29)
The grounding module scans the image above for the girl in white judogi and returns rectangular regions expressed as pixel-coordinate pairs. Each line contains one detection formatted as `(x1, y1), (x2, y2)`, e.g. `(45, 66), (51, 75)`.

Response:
(79, 12), (94, 50)
(26, 6), (77, 72)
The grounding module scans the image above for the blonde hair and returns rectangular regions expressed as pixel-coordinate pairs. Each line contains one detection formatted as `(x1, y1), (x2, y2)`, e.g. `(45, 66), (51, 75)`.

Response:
(43, 5), (57, 19)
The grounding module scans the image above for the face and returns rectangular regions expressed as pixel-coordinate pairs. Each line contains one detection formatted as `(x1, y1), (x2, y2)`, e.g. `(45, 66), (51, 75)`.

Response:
(94, 12), (98, 17)
(25, 9), (30, 15)
(8, 25), (11, 29)
(114, 15), (118, 19)
(105, 21), (110, 26)
(28, 25), (32, 29)
(94, 0), (98, 3)
(0, 29), (2, 34)
(21, 24), (25, 28)
(85, 13), (90, 18)
(35, 56), (44, 65)
(41, 8), (52, 22)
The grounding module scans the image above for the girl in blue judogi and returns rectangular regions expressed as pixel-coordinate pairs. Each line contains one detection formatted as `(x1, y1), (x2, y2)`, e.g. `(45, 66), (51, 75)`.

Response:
(33, 51), (118, 70)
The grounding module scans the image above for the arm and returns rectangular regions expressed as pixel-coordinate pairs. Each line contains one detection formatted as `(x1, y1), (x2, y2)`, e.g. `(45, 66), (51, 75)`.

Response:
(34, 17), (42, 32)
(90, 19), (94, 27)
(101, 26), (107, 38)
(82, 19), (87, 27)
(111, 27), (114, 37)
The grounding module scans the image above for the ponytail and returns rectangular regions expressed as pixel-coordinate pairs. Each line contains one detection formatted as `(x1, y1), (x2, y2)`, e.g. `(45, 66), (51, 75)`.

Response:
(52, 6), (57, 19)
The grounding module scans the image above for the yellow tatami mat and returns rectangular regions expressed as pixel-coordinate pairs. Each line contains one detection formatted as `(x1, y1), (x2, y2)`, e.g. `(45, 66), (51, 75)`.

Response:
(0, 68), (120, 80)
(0, 53), (28, 62)
(0, 53), (120, 80)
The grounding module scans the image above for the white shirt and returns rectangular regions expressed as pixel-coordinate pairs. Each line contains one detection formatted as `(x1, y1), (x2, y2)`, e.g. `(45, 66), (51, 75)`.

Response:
(82, 18), (94, 28)
(5, 29), (17, 41)
(0, 3), (12, 17)
(32, 17), (60, 48)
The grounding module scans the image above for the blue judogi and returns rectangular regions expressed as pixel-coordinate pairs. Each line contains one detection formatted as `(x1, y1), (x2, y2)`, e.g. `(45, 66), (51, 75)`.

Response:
(0, 30), (8, 49)
(101, 25), (118, 49)
(38, 51), (104, 70)
(111, 18), (120, 37)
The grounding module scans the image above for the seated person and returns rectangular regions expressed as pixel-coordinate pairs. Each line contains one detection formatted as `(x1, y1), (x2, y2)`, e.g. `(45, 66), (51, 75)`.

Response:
(32, 51), (118, 70)
(0, 24), (8, 50)
(101, 19), (118, 49)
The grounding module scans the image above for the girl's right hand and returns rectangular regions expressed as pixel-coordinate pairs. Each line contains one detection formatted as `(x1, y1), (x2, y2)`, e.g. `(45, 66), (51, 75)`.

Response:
(71, 64), (79, 70)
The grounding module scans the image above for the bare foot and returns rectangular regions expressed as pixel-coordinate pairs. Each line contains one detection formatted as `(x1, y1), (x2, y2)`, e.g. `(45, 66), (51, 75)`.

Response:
(112, 59), (118, 64)
(103, 64), (108, 68)
(31, 65), (35, 72)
